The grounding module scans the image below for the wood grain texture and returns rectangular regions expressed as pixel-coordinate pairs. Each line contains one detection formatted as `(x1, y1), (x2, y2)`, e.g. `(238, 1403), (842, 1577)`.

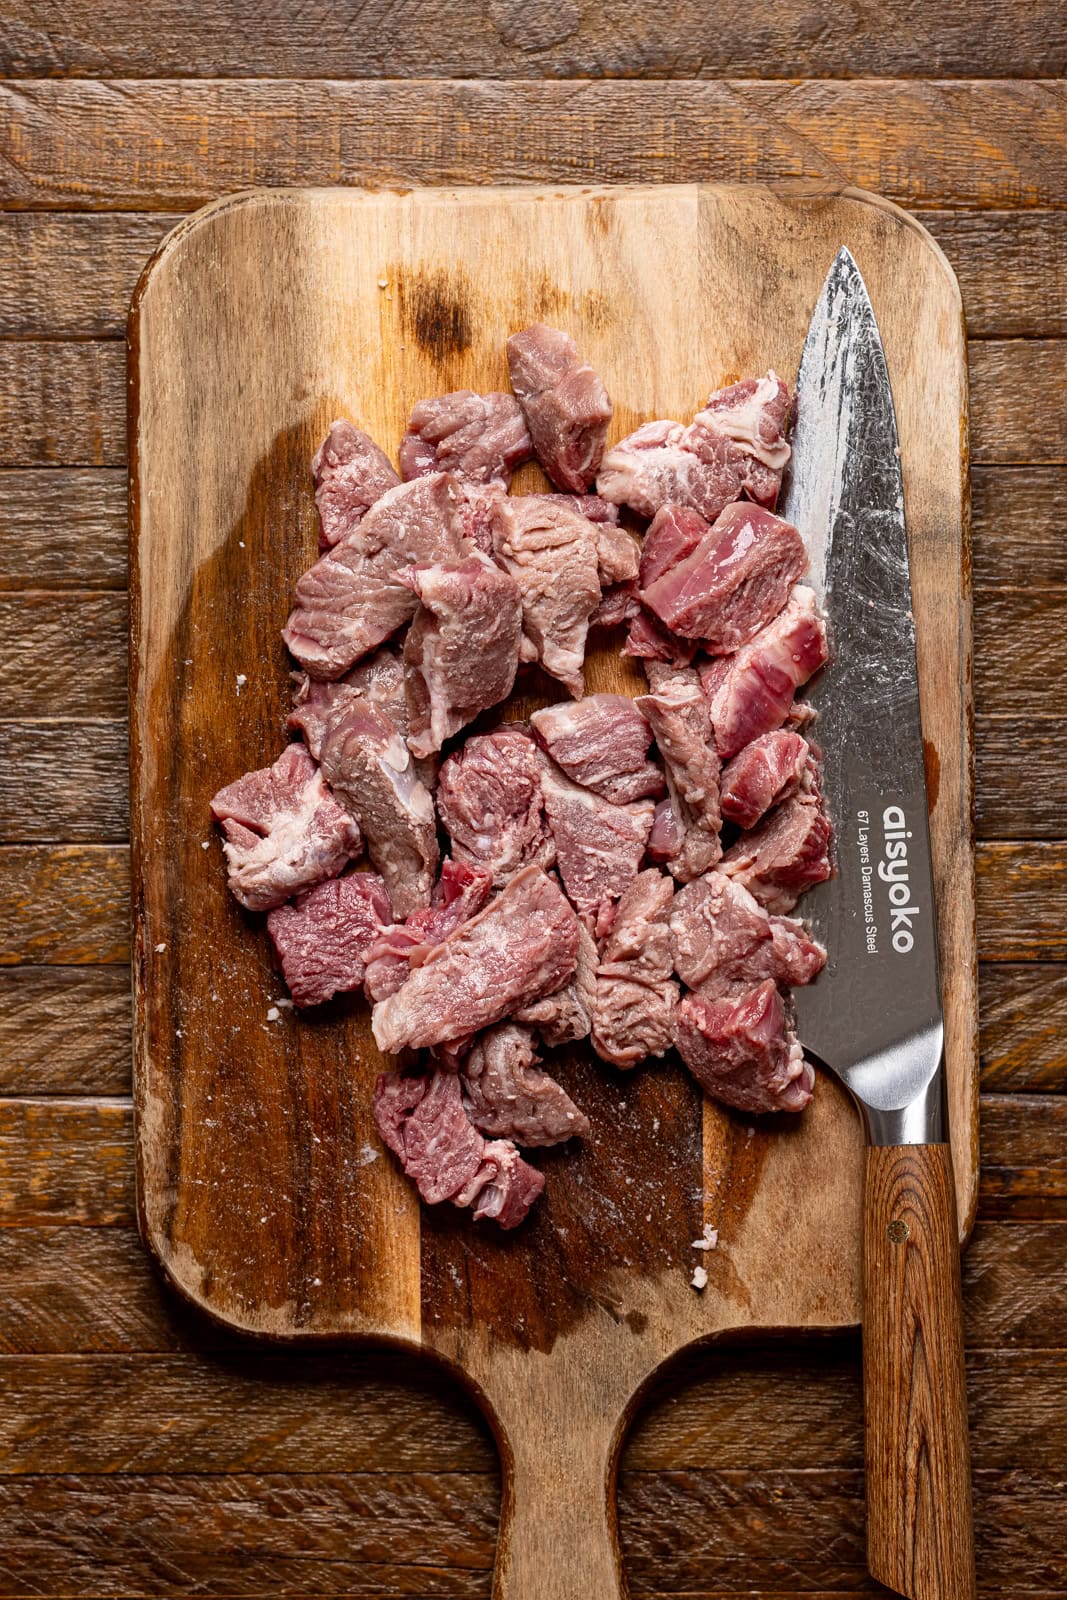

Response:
(0, 967), (131, 1093)
(0, 596), (125, 715)
(979, 965), (1067, 1090)
(2, 81), (1066, 211)
(4, 2), (1065, 78)
(971, 466), (1067, 586)
(979, 1095), (1067, 1218)
(6, 211), (1067, 341)
(0, 468), (127, 590)
(863, 1144), (975, 1599)
(0, 342), (125, 465)
(0, 721), (128, 842)
(974, 719), (1067, 838)
(974, 592), (1067, 715)
(977, 844), (1067, 960)
(0, 845), (128, 964)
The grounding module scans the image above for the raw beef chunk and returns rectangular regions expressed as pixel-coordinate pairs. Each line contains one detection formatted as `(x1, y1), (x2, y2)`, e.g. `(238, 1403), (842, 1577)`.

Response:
(721, 787), (833, 914)
(312, 419), (400, 549)
(670, 871), (825, 999)
(636, 668), (721, 881)
(720, 730), (811, 829)
(371, 866), (580, 1053)
(513, 922), (598, 1045)
(507, 323), (612, 492)
(623, 606), (697, 667)
(531, 493), (619, 525)
(530, 694), (664, 805)
(363, 857), (493, 1003)
(539, 761), (656, 923)
(639, 503), (709, 589)
(437, 727), (554, 886)
(648, 796), (683, 864)
(211, 743), (361, 912)
(591, 870), (678, 1068)
(319, 700), (438, 917)
(701, 586), (828, 759)
(674, 981), (814, 1114)
(267, 872), (391, 1007)
(373, 1069), (544, 1227)
(491, 495), (604, 696)
(288, 647), (408, 760)
(592, 581), (641, 629)
(594, 520), (641, 587)
(283, 474), (470, 679)
(641, 503), (806, 650)
(402, 554), (523, 756)
(461, 1023), (590, 1145)
(398, 390), (532, 485)
(597, 372), (791, 521)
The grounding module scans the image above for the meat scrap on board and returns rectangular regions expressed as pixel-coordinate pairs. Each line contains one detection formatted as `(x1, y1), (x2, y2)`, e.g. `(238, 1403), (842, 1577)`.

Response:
(507, 323), (613, 492)
(312, 419), (401, 549)
(530, 694), (665, 805)
(267, 872), (392, 1008)
(461, 1023), (590, 1146)
(398, 390), (533, 486)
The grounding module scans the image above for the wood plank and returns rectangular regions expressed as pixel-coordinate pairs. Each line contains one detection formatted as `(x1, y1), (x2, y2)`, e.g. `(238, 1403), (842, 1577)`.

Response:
(0, 468), (127, 590)
(2, 81), (1066, 211)
(0, 1099), (132, 1226)
(976, 843), (1067, 961)
(3, 2), (1065, 79)
(0, 720), (127, 840)
(0, 1347), (1058, 1476)
(0, 343), (125, 466)
(4, 211), (1067, 342)
(974, 718), (1067, 839)
(2, 1220), (1061, 1356)
(0, 967), (130, 1095)
(0, 841), (1056, 966)
(972, 465), (1067, 587)
(0, 594), (126, 717)
(0, 1465), (1054, 1597)
(4, 337), (1062, 468)
(0, 1092), (1057, 1234)
(980, 964), (1067, 1092)
(975, 590), (1067, 716)
(0, 845), (128, 964)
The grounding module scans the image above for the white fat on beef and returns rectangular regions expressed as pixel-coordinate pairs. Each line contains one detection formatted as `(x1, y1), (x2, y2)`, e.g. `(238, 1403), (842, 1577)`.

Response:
(267, 871), (391, 1007)
(641, 503), (807, 650)
(721, 782), (833, 915)
(283, 473), (472, 680)
(670, 870), (825, 1000)
(597, 372), (791, 522)
(720, 730), (812, 830)
(700, 586), (829, 759)
(288, 647), (408, 760)
(398, 390), (532, 485)
(373, 1069), (544, 1228)
(591, 869), (678, 1068)
(312, 419), (401, 549)
(507, 323), (612, 492)
(371, 866), (581, 1054)
(539, 759), (656, 925)
(319, 699), (438, 918)
(437, 727), (554, 886)
(210, 743), (361, 912)
(402, 553), (523, 757)
(461, 1023), (590, 1146)
(530, 694), (665, 805)
(674, 980), (814, 1115)
(491, 495), (604, 696)
(363, 857), (493, 1003)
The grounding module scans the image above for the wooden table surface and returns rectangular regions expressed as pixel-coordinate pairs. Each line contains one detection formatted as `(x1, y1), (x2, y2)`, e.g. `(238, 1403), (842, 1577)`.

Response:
(1, 8), (1065, 1596)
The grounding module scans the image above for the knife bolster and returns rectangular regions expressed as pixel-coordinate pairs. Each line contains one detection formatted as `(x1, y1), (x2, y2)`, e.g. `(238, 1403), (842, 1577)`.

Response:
(857, 1066), (945, 1146)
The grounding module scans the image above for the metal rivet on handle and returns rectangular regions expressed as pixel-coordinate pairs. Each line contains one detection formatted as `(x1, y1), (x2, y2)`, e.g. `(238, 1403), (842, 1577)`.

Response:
(886, 1219), (910, 1244)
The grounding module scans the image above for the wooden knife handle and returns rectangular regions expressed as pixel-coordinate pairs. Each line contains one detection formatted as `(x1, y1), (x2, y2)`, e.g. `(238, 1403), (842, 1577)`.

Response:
(492, 1417), (626, 1600)
(863, 1142), (976, 1600)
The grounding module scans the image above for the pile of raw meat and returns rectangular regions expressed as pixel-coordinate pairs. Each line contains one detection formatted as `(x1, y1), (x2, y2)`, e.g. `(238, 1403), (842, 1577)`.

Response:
(211, 325), (833, 1231)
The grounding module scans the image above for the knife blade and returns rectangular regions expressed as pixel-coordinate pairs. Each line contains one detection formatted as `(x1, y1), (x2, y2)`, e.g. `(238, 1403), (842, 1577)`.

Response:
(780, 249), (977, 1600)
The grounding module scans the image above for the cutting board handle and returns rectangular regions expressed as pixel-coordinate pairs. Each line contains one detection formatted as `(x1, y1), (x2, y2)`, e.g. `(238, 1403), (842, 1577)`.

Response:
(491, 1407), (626, 1600)
(863, 1142), (976, 1600)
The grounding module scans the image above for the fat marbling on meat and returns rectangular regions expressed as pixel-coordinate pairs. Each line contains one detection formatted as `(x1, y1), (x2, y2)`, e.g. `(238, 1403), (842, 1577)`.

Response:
(363, 857), (493, 1003)
(436, 727), (554, 886)
(674, 981), (814, 1115)
(720, 729), (812, 830)
(283, 473), (471, 680)
(210, 743), (361, 912)
(461, 1023), (590, 1146)
(491, 494), (605, 697)
(507, 323), (612, 492)
(402, 553), (523, 757)
(312, 419), (401, 549)
(398, 390), (532, 485)
(371, 865), (581, 1054)
(267, 871), (391, 1007)
(597, 372), (791, 522)
(591, 869), (678, 1068)
(538, 759), (656, 926)
(512, 920), (598, 1045)
(636, 666), (721, 882)
(319, 699), (438, 918)
(700, 586), (829, 759)
(721, 781), (833, 915)
(670, 870), (825, 1000)
(530, 693), (665, 805)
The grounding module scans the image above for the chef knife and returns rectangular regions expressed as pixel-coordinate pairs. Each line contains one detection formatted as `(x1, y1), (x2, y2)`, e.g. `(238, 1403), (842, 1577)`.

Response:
(781, 248), (976, 1600)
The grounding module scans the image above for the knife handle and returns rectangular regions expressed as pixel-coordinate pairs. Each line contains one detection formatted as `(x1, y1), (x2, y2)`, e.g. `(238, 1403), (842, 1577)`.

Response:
(863, 1142), (976, 1600)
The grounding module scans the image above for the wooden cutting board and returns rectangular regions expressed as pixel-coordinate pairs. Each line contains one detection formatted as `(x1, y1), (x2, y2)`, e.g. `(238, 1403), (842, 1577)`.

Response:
(130, 183), (976, 1599)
